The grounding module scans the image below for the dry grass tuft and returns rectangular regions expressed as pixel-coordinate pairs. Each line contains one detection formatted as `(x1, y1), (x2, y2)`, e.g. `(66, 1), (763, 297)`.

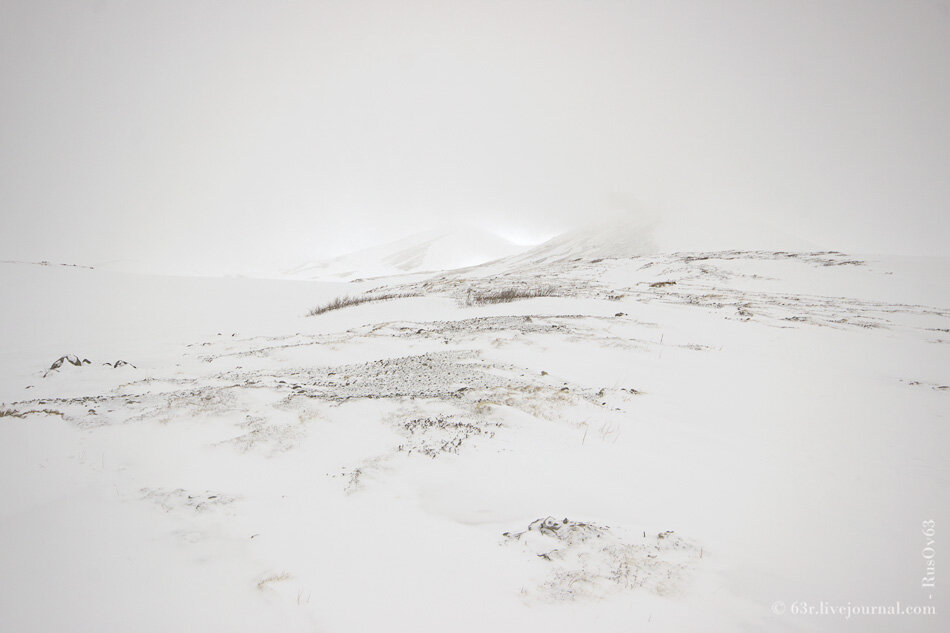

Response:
(307, 292), (418, 316)
(257, 572), (292, 590)
(465, 286), (558, 305)
(1, 407), (65, 419)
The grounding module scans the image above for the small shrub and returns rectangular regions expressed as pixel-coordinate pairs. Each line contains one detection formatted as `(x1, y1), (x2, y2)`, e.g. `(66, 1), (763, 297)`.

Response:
(307, 292), (418, 316)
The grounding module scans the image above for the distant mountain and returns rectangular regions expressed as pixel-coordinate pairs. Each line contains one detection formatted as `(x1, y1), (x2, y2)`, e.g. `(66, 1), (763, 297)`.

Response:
(285, 227), (525, 280)
(286, 216), (822, 281)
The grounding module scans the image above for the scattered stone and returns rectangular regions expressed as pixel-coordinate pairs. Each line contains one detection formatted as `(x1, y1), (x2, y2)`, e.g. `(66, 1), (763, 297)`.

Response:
(141, 487), (237, 513)
(504, 516), (701, 601)
(397, 415), (500, 458)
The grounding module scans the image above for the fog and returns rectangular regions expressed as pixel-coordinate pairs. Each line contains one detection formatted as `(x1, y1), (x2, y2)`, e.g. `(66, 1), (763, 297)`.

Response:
(1, 1), (947, 275)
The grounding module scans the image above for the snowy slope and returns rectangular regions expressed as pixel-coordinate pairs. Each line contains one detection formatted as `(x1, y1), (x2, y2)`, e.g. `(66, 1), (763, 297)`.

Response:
(1, 247), (948, 633)
(285, 226), (524, 281)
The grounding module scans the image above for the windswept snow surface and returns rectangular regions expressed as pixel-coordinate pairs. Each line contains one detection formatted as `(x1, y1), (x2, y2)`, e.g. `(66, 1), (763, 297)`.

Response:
(1, 249), (948, 632)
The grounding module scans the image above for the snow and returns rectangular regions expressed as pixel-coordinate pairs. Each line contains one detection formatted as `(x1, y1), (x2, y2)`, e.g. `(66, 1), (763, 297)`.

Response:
(284, 226), (524, 281)
(1, 246), (947, 632)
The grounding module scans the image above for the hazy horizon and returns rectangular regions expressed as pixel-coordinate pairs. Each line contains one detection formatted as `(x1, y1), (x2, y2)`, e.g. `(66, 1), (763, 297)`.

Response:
(2, 1), (947, 275)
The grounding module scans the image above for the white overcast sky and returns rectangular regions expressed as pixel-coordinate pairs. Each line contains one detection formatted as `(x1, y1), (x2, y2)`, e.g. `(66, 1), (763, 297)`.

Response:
(1, 1), (947, 274)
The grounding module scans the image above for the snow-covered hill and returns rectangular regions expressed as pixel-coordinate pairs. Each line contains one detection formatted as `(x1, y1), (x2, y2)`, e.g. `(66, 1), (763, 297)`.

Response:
(1, 245), (947, 632)
(503, 220), (657, 265)
(285, 226), (525, 281)
(475, 216), (820, 272)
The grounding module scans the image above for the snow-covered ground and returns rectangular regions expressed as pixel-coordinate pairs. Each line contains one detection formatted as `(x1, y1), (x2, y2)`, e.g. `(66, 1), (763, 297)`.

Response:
(1, 246), (947, 632)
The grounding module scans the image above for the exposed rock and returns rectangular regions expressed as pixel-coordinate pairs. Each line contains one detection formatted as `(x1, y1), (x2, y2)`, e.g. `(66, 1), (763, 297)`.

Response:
(44, 355), (91, 377)
(105, 360), (137, 369)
